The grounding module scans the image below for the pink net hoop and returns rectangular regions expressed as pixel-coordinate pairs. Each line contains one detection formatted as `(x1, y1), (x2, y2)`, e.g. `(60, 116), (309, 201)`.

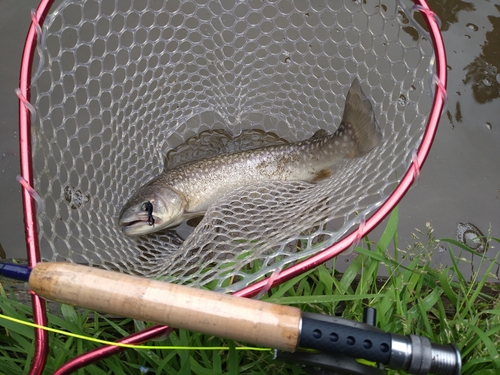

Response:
(18, 0), (447, 373)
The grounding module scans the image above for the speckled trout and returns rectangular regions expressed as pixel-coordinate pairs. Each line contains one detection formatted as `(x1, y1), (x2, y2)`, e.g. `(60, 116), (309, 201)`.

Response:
(119, 79), (382, 236)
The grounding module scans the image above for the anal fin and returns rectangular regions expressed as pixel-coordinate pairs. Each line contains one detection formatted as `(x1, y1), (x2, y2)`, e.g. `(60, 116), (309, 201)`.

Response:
(311, 129), (329, 139)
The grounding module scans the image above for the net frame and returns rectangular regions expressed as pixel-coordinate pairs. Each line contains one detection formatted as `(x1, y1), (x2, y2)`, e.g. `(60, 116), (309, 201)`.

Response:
(17, 0), (447, 373)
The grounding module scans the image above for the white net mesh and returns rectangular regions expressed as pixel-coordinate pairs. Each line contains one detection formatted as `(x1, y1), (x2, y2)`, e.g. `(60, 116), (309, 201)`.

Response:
(31, 0), (435, 291)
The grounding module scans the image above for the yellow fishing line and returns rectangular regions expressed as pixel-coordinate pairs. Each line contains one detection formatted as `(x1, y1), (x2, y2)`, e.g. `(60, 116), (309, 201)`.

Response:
(0, 313), (271, 352)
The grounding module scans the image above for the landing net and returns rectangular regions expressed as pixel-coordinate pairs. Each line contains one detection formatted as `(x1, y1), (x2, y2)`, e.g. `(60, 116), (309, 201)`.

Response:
(18, 0), (446, 372)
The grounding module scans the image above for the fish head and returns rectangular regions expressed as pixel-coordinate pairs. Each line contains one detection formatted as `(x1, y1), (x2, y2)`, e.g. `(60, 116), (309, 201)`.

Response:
(118, 184), (186, 236)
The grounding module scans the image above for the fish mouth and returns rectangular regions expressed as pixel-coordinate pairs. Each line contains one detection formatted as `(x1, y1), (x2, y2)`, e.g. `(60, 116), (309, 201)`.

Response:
(119, 215), (162, 235)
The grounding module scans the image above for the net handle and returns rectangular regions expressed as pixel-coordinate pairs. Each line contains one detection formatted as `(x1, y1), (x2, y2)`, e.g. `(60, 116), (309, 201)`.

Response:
(18, 0), (447, 373)
(30, 262), (302, 351)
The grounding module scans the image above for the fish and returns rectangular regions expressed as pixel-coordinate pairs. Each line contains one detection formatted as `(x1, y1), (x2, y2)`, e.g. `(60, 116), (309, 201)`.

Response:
(118, 78), (383, 236)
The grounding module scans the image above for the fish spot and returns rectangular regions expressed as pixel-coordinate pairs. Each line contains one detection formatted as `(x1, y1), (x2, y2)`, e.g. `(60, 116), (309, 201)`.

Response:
(335, 140), (340, 146)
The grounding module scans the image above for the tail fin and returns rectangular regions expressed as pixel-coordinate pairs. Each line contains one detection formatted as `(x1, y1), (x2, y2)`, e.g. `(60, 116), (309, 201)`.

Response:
(341, 78), (383, 157)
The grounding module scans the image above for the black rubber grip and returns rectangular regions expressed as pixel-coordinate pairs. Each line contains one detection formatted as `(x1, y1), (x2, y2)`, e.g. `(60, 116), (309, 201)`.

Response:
(299, 316), (392, 364)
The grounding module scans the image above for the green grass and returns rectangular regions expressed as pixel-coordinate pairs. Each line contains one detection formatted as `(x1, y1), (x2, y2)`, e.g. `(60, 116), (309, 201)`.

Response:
(0, 207), (499, 374)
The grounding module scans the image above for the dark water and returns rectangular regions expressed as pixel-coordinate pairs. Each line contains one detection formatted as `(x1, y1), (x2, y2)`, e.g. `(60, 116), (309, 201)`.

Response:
(0, 0), (498, 281)
(390, 0), (500, 280)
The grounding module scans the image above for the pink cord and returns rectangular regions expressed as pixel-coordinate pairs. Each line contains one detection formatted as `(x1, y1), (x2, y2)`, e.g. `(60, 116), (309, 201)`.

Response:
(30, 10), (42, 40)
(16, 175), (44, 212)
(412, 4), (442, 30)
(15, 88), (37, 129)
(432, 74), (448, 104)
(411, 149), (421, 187)
(352, 216), (366, 250)
(254, 266), (283, 300)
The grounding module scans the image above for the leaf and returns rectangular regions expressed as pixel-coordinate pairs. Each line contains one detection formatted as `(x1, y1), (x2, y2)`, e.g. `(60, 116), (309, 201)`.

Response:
(228, 341), (239, 375)
(467, 325), (500, 369)
(317, 265), (335, 296)
(267, 294), (379, 305)
(438, 268), (458, 305)
(376, 206), (398, 254)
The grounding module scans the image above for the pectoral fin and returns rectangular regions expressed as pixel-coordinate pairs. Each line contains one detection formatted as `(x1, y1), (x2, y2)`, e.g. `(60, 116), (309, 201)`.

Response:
(183, 210), (206, 219)
(311, 168), (332, 182)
